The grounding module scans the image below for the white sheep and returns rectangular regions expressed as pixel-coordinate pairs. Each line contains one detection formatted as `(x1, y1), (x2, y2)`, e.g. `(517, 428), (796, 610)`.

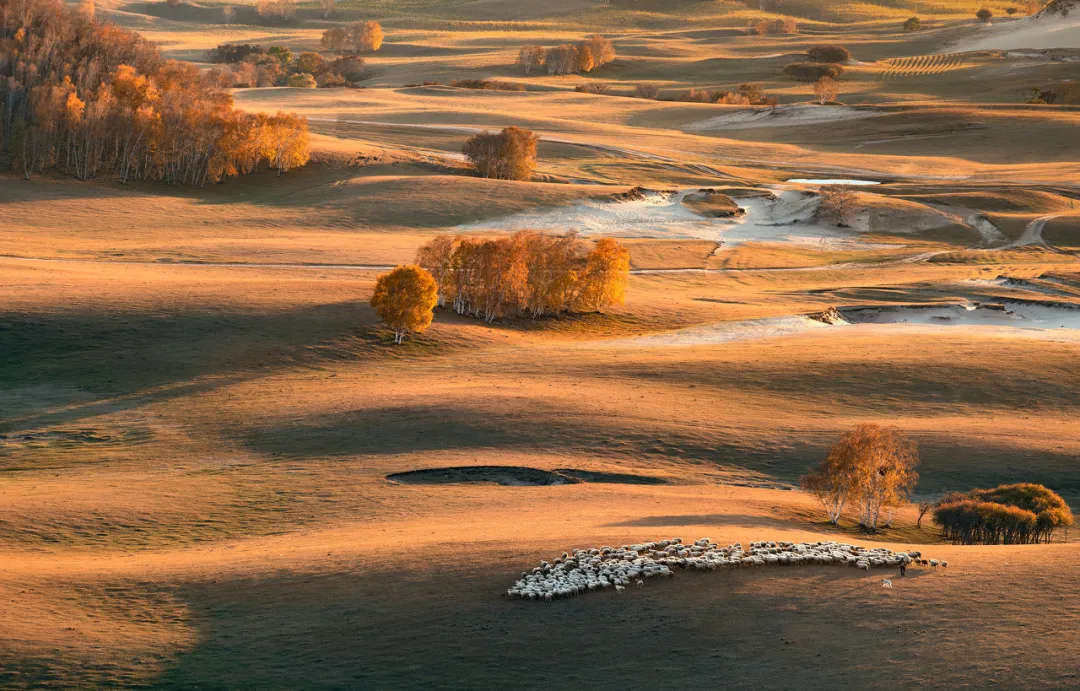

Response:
(508, 537), (946, 600)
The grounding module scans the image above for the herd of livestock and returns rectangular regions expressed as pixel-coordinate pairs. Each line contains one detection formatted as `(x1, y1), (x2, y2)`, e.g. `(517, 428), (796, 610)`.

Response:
(508, 538), (946, 601)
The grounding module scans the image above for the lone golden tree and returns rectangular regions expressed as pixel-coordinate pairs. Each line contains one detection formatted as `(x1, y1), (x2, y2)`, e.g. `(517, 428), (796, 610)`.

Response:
(370, 265), (439, 344)
(818, 184), (858, 226)
(462, 126), (538, 181)
(813, 75), (838, 104)
(801, 424), (919, 530)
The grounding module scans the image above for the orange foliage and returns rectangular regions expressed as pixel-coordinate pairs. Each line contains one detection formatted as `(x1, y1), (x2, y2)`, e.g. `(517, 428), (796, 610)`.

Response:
(0, 0), (309, 184)
(801, 424), (919, 530)
(416, 232), (630, 322)
(370, 265), (440, 344)
(461, 126), (538, 181)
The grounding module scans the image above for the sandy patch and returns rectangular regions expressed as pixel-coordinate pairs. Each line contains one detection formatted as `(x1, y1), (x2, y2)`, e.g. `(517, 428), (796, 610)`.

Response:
(459, 188), (882, 247)
(948, 15), (1080, 52)
(685, 105), (880, 132)
(843, 301), (1080, 331)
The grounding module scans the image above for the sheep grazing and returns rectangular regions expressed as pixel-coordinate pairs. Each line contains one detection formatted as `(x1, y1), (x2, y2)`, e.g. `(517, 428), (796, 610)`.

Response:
(505, 537), (947, 601)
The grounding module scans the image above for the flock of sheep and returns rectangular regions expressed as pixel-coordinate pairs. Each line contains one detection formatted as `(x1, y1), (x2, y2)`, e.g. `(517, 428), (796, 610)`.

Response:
(508, 538), (946, 601)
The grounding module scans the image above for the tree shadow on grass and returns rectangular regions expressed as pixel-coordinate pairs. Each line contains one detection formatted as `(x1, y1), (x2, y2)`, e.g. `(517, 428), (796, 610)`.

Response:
(236, 400), (812, 475)
(147, 557), (1064, 690)
(0, 300), (389, 434)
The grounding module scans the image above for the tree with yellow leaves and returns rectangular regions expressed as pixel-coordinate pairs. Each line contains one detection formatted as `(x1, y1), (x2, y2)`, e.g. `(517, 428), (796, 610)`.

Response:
(801, 424), (919, 530)
(370, 265), (439, 344)
(576, 238), (630, 313)
(415, 232), (630, 322)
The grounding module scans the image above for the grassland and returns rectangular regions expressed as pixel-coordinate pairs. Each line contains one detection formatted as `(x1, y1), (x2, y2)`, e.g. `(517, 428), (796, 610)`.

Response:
(3, 0), (1080, 687)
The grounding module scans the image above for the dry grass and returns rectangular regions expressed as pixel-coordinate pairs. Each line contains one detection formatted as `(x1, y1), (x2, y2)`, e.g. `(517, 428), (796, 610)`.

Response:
(5, 0), (1080, 686)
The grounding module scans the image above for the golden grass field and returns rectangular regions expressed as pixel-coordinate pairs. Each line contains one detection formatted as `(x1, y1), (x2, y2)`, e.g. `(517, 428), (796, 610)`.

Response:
(3, 0), (1080, 687)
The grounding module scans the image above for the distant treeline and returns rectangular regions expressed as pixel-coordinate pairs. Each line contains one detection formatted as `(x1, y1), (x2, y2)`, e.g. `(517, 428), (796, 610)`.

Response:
(933, 483), (1073, 545)
(0, 0), (309, 184)
(416, 232), (630, 322)
(206, 43), (368, 89)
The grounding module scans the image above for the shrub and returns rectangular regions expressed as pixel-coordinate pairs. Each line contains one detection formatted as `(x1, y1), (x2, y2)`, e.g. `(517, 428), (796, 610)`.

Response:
(462, 126), (538, 181)
(807, 45), (851, 63)
(267, 45), (293, 67)
(575, 83), (610, 94)
(207, 43), (265, 63)
(635, 83), (659, 99)
(287, 72), (317, 88)
(329, 56), (366, 82)
(976, 7), (994, 21)
(903, 16), (922, 32)
(783, 62), (844, 82)
(450, 79), (525, 91)
(315, 71), (348, 88)
(679, 88), (715, 103)
(753, 17), (798, 34)
(293, 51), (328, 76)
(933, 483), (1073, 544)
(1006, 7), (1018, 15)
(735, 82), (777, 105)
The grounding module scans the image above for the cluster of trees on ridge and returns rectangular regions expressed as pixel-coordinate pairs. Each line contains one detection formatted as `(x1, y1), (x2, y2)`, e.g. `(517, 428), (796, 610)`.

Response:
(206, 39), (372, 89)
(369, 233), (630, 342)
(0, 0), (309, 183)
(517, 35), (616, 75)
(803, 424), (1073, 544)
(417, 232), (630, 322)
(933, 484), (1073, 544)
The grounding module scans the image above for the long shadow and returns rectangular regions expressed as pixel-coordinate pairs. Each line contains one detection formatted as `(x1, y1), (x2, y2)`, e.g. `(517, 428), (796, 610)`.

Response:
(237, 400), (811, 472)
(578, 357), (1080, 411)
(145, 557), (1073, 690)
(607, 513), (811, 530)
(236, 400), (1080, 499)
(0, 300), (382, 434)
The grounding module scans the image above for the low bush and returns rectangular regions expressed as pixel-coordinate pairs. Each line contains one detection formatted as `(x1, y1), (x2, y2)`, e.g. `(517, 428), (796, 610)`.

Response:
(933, 483), (1073, 544)
(287, 73), (317, 88)
(462, 126), (538, 180)
(807, 45), (851, 63)
(976, 7), (994, 21)
(207, 43), (264, 63)
(450, 79), (525, 91)
(575, 83), (610, 94)
(903, 16), (922, 31)
(677, 83), (778, 105)
(635, 83), (659, 99)
(783, 62), (844, 82)
(752, 17), (798, 34)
